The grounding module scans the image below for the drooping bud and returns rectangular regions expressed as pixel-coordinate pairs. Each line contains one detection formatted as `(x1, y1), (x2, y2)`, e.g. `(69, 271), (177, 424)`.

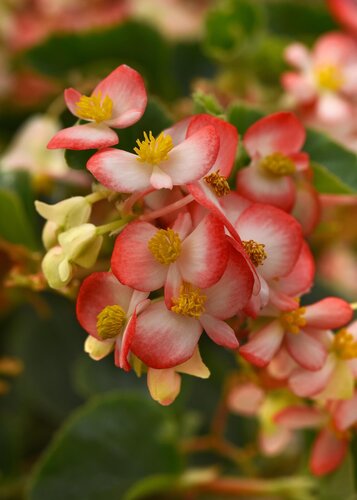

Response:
(42, 246), (72, 289)
(84, 335), (114, 360)
(58, 223), (103, 269)
(35, 196), (91, 231)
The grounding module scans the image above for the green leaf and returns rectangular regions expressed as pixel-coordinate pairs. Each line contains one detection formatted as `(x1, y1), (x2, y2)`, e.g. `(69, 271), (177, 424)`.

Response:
(0, 188), (37, 249)
(0, 170), (38, 227)
(319, 453), (356, 500)
(265, 1), (337, 40)
(21, 21), (177, 100)
(204, 0), (265, 61)
(65, 98), (173, 170)
(29, 393), (182, 500)
(227, 102), (264, 135)
(305, 129), (357, 193)
(192, 91), (224, 116)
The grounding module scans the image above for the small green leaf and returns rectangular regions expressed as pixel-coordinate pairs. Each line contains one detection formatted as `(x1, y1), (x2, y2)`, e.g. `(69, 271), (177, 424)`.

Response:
(227, 102), (264, 135)
(311, 163), (353, 195)
(319, 452), (356, 500)
(0, 188), (37, 249)
(192, 91), (224, 116)
(29, 392), (182, 500)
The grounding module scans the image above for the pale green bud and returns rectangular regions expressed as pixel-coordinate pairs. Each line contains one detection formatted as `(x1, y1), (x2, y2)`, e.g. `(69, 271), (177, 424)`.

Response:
(42, 246), (73, 289)
(84, 336), (114, 360)
(35, 196), (91, 231)
(58, 223), (103, 269)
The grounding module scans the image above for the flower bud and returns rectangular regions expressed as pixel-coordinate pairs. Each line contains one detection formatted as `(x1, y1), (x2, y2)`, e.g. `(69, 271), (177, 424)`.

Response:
(84, 336), (114, 360)
(42, 220), (59, 250)
(42, 246), (72, 289)
(35, 196), (91, 231)
(58, 223), (103, 269)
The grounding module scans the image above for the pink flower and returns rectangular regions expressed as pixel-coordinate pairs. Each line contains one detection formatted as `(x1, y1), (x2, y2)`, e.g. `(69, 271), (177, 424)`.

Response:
(282, 33), (357, 125)
(87, 122), (219, 191)
(236, 113), (309, 212)
(289, 319), (357, 400)
(111, 212), (229, 306)
(130, 245), (254, 369)
(47, 65), (147, 150)
(76, 271), (149, 371)
(327, 0), (357, 38)
(240, 298), (353, 371)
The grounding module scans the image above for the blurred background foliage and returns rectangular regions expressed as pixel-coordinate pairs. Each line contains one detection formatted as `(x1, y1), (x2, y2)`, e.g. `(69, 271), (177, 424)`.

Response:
(0, 0), (356, 499)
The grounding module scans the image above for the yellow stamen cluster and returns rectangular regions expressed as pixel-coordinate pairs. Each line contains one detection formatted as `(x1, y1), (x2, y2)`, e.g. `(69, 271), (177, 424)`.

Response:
(260, 152), (296, 177)
(280, 307), (306, 334)
(332, 329), (357, 360)
(315, 64), (345, 92)
(204, 170), (230, 197)
(242, 240), (267, 267)
(171, 283), (207, 318)
(148, 228), (181, 265)
(134, 131), (174, 165)
(96, 305), (126, 340)
(76, 92), (113, 123)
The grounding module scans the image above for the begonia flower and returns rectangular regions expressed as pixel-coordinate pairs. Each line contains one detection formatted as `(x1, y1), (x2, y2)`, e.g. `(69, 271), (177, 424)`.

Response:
(236, 113), (309, 212)
(47, 65), (147, 150)
(76, 271), (149, 370)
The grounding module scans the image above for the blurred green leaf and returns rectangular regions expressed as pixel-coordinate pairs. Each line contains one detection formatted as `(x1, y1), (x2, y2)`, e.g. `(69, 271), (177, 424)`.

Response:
(21, 21), (177, 100)
(318, 453), (356, 500)
(204, 0), (265, 61)
(193, 91), (224, 116)
(65, 98), (172, 170)
(227, 102), (264, 135)
(0, 188), (37, 249)
(29, 392), (182, 500)
(305, 130), (357, 193)
(0, 170), (37, 227)
(265, 0), (337, 40)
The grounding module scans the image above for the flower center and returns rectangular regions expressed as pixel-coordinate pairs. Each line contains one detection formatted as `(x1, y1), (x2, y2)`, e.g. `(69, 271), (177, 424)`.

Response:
(315, 64), (345, 92)
(332, 329), (357, 360)
(204, 170), (230, 197)
(242, 240), (267, 267)
(280, 307), (306, 334)
(148, 228), (181, 265)
(134, 131), (174, 165)
(76, 92), (113, 123)
(96, 304), (126, 340)
(260, 152), (296, 177)
(171, 283), (206, 318)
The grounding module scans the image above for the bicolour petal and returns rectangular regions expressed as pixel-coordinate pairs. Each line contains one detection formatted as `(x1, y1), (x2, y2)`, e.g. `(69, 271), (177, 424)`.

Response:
(147, 367), (181, 406)
(76, 271), (134, 339)
(333, 391), (357, 431)
(285, 330), (327, 371)
(150, 165), (173, 190)
(94, 64), (147, 128)
(179, 214), (229, 288)
(111, 221), (168, 291)
(176, 347), (210, 378)
(289, 355), (336, 398)
(284, 43), (311, 70)
(117, 310), (137, 372)
(163, 126), (219, 184)
(87, 148), (151, 192)
(164, 116), (191, 146)
(305, 298), (353, 329)
(316, 93), (352, 124)
(200, 314), (239, 349)
(204, 245), (254, 318)
(313, 32), (357, 66)
(310, 428), (348, 476)
(244, 112), (306, 158)
(235, 203), (303, 280)
(64, 88), (82, 117)
(220, 192), (251, 226)
(164, 262), (182, 308)
(274, 406), (325, 429)
(259, 428), (292, 456)
(327, 0), (357, 33)
(187, 114), (239, 177)
(47, 123), (118, 150)
(236, 163), (296, 212)
(227, 382), (265, 416)
(281, 72), (316, 103)
(268, 347), (297, 380)
(274, 241), (315, 297)
(239, 320), (285, 367)
(131, 301), (202, 369)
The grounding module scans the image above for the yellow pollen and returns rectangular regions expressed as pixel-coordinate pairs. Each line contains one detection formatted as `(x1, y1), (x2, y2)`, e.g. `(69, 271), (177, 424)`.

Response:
(204, 169), (230, 197)
(242, 240), (267, 267)
(148, 228), (181, 265)
(332, 329), (357, 360)
(260, 152), (296, 177)
(134, 131), (174, 165)
(171, 283), (207, 318)
(280, 307), (306, 335)
(76, 91), (113, 123)
(96, 304), (126, 340)
(315, 64), (345, 92)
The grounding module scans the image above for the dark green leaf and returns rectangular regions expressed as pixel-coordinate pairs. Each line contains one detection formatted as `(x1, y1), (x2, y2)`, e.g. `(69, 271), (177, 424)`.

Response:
(311, 162), (353, 195)
(29, 392), (182, 500)
(227, 102), (264, 135)
(0, 188), (37, 249)
(319, 452), (356, 500)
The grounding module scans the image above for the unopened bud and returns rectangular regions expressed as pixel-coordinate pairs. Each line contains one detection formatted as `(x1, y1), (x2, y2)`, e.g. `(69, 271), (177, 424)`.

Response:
(84, 336), (114, 360)
(42, 246), (72, 289)
(35, 196), (91, 230)
(58, 223), (103, 269)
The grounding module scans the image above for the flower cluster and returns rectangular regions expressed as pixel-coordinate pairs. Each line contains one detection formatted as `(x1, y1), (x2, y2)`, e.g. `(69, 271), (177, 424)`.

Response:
(37, 64), (357, 476)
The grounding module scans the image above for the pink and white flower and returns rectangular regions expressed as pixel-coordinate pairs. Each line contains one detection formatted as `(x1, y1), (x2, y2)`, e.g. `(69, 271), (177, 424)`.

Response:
(76, 271), (149, 371)
(48, 65), (147, 150)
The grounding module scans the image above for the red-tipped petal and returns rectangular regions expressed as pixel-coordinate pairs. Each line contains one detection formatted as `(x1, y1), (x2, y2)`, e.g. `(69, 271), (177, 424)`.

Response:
(111, 221), (168, 292)
(227, 382), (265, 416)
(239, 320), (285, 367)
(333, 391), (357, 431)
(285, 330), (327, 371)
(244, 112), (306, 157)
(64, 88), (82, 117)
(305, 298), (353, 329)
(87, 148), (151, 192)
(289, 355), (335, 398)
(131, 301), (202, 369)
(310, 428), (348, 476)
(94, 64), (147, 128)
(274, 406), (325, 429)
(200, 314), (239, 349)
(47, 123), (118, 150)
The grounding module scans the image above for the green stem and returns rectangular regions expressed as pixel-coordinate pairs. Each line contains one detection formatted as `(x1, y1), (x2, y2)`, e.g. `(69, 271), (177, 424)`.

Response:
(96, 217), (133, 236)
